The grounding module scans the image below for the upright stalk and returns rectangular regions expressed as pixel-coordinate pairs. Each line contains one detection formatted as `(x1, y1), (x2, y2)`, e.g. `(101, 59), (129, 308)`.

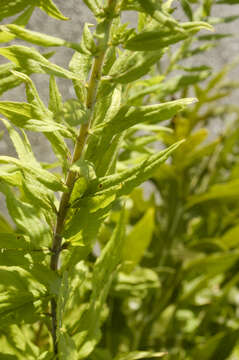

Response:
(49, 1), (117, 355)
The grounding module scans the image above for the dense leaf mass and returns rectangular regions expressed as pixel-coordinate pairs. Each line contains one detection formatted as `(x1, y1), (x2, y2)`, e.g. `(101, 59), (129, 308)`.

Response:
(0, 0), (239, 359)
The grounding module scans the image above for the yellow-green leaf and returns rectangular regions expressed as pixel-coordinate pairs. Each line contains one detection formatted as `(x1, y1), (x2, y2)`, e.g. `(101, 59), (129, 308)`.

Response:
(122, 208), (155, 272)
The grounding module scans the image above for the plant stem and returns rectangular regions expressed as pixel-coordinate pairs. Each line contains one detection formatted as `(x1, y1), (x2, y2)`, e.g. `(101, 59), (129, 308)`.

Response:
(49, 2), (117, 354)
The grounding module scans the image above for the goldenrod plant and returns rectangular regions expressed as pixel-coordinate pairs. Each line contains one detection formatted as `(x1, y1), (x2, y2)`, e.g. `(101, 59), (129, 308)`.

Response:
(0, 0), (238, 359)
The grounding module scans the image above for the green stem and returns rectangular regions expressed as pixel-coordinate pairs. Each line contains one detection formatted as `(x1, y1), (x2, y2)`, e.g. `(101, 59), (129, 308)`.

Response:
(49, 2), (117, 355)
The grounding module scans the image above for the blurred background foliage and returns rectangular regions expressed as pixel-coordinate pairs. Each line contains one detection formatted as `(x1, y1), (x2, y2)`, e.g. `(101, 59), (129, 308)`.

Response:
(92, 2), (239, 359)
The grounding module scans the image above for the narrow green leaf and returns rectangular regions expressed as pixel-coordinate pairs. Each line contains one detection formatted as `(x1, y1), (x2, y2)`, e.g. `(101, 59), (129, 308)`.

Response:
(129, 72), (210, 102)
(114, 351), (167, 360)
(208, 14), (239, 24)
(69, 48), (92, 102)
(93, 210), (125, 298)
(0, 29), (16, 43)
(39, 351), (54, 360)
(187, 179), (239, 208)
(0, 291), (37, 315)
(1, 118), (37, 164)
(72, 192), (116, 213)
(0, 165), (22, 187)
(180, 138), (220, 168)
(184, 251), (239, 278)
(76, 211), (125, 358)
(0, 353), (17, 359)
(0, 233), (31, 250)
(62, 99), (87, 127)
(0, 0), (68, 22)
(0, 64), (23, 95)
(0, 51), (55, 95)
(0, 266), (48, 326)
(37, 0), (69, 20)
(0, 100), (70, 134)
(115, 267), (160, 296)
(12, 72), (74, 140)
(58, 331), (78, 360)
(57, 271), (70, 332)
(183, 43), (217, 58)
(124, 28), (188, 51)
(88, 141), (184, 197)
(1, 24), (82, 52)
(198, 33), (232, 41)
(0, 183), (51, 246)
(217, 0), (239, 3)
(0, 6), (34, 43)
(192, 330), (239, 360)
(175, 129), (208, 158)
(181, 0), (193, 20)
(82, 0), (101, 16)
(122, 0), (184, 31)
(64, 205), (110, 247)
(0, 46), (83, 81)
(70, 177), (89, 206)
(69, 52), (92, 79)
(0, 156), (66, 192)
(49, 75), (63, 116)
(95, 98), (197, 137)
(124, 21), (213, 51)
(10, 72), (72, 164)
(22, 173), (57, 215)
(107, 50), (164, 84)
(30, 263), (61, 296)
(81, 23), (97, 55)
(96, 133), (124, 176)
(1, 24), (66, 47)
(182, 21), (214, 32)
(220, 224), (239, 249)
(122, 208), (154, 272)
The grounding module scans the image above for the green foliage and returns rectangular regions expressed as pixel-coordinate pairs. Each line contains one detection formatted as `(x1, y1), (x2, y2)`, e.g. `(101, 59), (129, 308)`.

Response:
(0, 0), (239, 358)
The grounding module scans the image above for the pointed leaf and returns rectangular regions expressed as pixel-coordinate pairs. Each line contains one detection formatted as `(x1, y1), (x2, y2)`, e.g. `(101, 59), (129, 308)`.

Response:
(184, 251), (239, 279)
(1, 118), (37, 164)
(114, 351), (167, 360)
(129, 72), (210, 102)
(124, 21), (213, 51)
(0, 233), (32, 250)
(38, 0), (69, 20)
(95, 98), (197, 137)
(82, 0), (101, 16)
(0, 183), (51, 246)
(88, 141), (184, 197)
(108, 50), (164, 84)
(124, 29), (188, 51)
(121, 0), (184, 31)
(76, 211), (125, 358)
(63, 206), (110, 247)
(1, 24), (66, 47)
(58, 331), (78, 360)
(122, 208), (155, 272)
(49, 75), (63, 116)
(187, 179), (239, 208)
(0, 46), (83, 81)
(0, 100), (70, 134)
(0, 156), (66, 192)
